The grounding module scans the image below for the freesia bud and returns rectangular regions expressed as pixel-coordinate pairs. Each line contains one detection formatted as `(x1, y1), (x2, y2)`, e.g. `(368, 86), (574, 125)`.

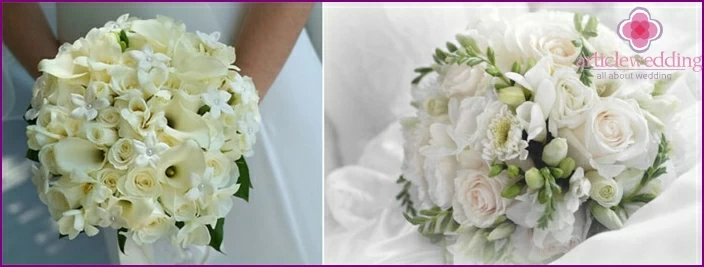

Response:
(590, 201), (624, 230)
(498, 86), (526, 108)
(487, 222), (516, 241)
(488, 164), (505, 177)
(542, 138), (568, 166)
(501, 183), (522, 199)
(506, 165), (520, 178)
(525, 168), (544, 190)
(558, 157), (576, 179)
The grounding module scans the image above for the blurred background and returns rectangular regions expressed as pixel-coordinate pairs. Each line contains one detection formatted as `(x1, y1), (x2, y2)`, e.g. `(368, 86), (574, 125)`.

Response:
(2, 2), (322, 264)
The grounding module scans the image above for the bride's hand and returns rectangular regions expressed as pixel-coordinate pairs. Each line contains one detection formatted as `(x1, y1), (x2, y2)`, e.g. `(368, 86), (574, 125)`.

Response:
(3, 3), (60, 79)
(234, 3), (314, 103)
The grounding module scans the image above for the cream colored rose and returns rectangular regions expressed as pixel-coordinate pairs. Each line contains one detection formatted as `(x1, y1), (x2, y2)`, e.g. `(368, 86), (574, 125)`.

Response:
(119, 167), (162, 198)
(82, 123), (118, 147)
(97, 107), (121, 127)
(97, 167), (125, 193)
(452, 169), (512, 228)
(205, 151), (232, 188)
(108, 138), (137, 170)
(438, 64), (492, 98)
(506, 11), (581, 67)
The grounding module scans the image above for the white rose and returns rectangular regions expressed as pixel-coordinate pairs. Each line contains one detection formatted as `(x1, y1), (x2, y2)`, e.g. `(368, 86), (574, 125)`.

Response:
(585, 171), (623, 208)
(118, 167), (162, 198)
(132, 214), (177, 245)
(423, 156), (458, 209)
(81, 123), (118, 147)
(108, 138), (137, 170)
(560, 98), (650, 178)
(548, 67), (598, 133)
(96, 167), (125, 193)
(506, 11), (581, 67)
(205, 151), (232, 188)
(452, 169), (511, 228)
(437, 64), (492, 97)
(97, 107), (121, 127)
(26, 125), (60, 150)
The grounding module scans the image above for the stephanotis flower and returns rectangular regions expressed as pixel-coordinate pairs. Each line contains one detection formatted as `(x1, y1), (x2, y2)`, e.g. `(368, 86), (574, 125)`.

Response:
(103, 14), (132, 32)
(132, 131), (169, 167)
(201, 85), (234, 119)
(129, 45), (170, 71)
(185, 167), (217, 207)
(70, 86), (110, 121)
(196, 31), (226, 50)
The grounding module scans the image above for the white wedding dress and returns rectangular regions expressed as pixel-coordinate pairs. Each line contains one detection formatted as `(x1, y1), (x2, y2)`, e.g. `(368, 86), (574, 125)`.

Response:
(324, 2), (702, 264)
(2, 3), (322, 264)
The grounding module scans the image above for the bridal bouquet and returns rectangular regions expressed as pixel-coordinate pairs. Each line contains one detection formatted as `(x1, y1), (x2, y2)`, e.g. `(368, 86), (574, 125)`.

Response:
(24, 14), (260, 253)
(398, 11), (682, 263)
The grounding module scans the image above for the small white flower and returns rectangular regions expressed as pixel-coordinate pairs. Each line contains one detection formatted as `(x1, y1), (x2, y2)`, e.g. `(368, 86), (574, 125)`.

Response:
(196, 31), (225, 50)
(129, 45), (170, 72)
(104, 14), (131, 32)
(481, 102), (529, 162)
(31, 165), (51, 204)
(185, 168), (217, 206)
(133, 132), (169, 167)
(229, 74), (258, 105)
(58, 209), (100, 239)
(201, 85), (234, 119)
(70, 86), (110, 121)
(174, 215), (215, 248)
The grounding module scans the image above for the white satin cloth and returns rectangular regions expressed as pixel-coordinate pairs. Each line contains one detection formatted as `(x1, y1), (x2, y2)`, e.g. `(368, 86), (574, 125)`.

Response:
(324, 3), (702, 264)
(3, 3), (322, 264)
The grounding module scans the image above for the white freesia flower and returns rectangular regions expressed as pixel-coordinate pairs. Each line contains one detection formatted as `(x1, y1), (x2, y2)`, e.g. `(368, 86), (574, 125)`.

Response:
(133, 131), (169, 167)
(174, 215), (216, 248)
(185, 168), (217, 206)
(438, 64), (492, 97)
(565, 168), (591, 211)
(58, 209), (100, 239)
(516, 101), (547, 142)
(453, 169), (511, 228)
(560, 98), (650, 178)
(480, 101), (529, 162)
(70, 86), (110, 121)
(201, 85), (234, 119)
(585, 171), (623, 208)
(196, 31), (225, 50)
(422, 156), (458, 209)
(104, 14), (131, 32)
(511, 208), (591, 263)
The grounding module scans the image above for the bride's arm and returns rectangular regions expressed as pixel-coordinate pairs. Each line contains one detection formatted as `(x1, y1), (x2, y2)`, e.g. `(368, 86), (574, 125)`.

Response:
(234, 3), (313, 101)
(3, 3), (60, 79)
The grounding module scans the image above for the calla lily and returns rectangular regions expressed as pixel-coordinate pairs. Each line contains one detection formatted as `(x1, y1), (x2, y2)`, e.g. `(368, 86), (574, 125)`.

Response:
(53, 138), (106, 175)
(38, 44), (88, 79)
(157, 140), (207, 191)
(163, 100), (210, 148)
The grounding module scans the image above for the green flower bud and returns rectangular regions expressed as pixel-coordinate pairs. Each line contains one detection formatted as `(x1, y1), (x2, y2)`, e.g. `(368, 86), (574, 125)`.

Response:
(501, 183), (522, 199)
(538, 188), (550, 204)
(498, 86), (526, 108)
(493, 215), (507, 226)
(488, 164), (505, 177)
(487, 222), (516, 241)
(590, 201), (624, 230)
(525, 168), (544, 190)
(456, 34), (480, 53)
(506, 165), (520, 179)
(558, 157), (576, 179)
(486, 66), (502, 77)
(542, 138), (568, 166)
(511, 61), (521, 73)
(549, 167), (564, 179)
(467, 229), (488, 249)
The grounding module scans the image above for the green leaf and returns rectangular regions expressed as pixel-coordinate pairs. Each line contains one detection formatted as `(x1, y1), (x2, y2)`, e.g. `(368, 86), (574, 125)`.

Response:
(175, 221), (185, 229)
(119, 29), (129, 48)
(435, 48), (447, 61)
(207, 218), (225, 253)
(117, 228), (128, 254)
(233, 157), (252, 202)
(585, 16), (599, 34)
(413, 67), (433, 74)
(197, 105), (211, 116)
(411, 75), (424, 85)
(574, 13), (584, 33)
(419, 209), (440, 217)
(26, 149), (39, 162)
(432, 55), (444, 65)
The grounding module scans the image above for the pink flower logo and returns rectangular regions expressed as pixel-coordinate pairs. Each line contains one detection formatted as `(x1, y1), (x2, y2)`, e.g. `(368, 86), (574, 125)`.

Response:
(617, 7), (663, 53)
